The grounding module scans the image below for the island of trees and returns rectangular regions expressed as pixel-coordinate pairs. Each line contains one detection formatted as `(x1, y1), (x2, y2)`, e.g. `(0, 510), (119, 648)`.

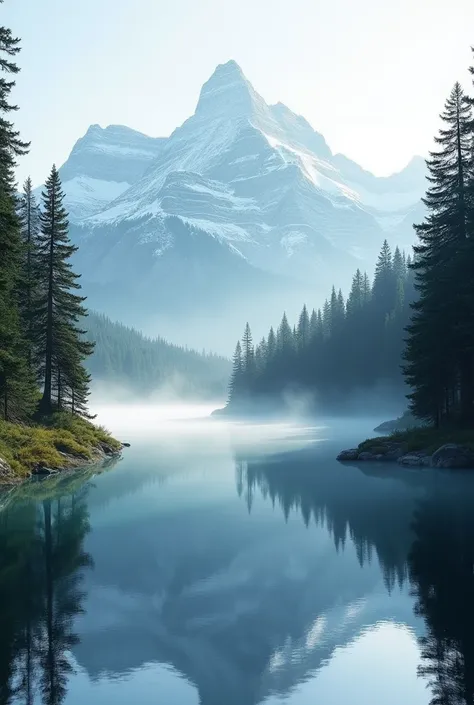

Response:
(0, 13), (119, 479)
(226, 49), (474, 441)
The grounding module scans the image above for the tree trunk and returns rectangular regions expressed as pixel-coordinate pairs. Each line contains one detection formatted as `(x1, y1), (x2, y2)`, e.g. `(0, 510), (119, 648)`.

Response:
(460, 353), (474, 424)
(40, 199), (55, 416)
(57, 368), (61, 412)
(3, 379), (8, 422)
(26, 190), (32, 372)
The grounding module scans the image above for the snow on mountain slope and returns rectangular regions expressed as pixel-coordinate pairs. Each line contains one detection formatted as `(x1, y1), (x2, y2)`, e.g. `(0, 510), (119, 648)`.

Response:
(58, 124), (165, 219)
(60, 60), (426, 348)
(80, 61), (424, 263)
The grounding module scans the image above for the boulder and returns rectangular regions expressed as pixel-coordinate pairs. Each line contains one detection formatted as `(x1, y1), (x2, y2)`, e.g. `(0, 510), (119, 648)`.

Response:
(99, 441), (118, 456)
(358, 451), (377, 461)
(32, 464), (58, 476)
(398, 454), (427, 467)
(0, 456), (13, 478)
(337, 449), (359, 461)
(122, 442), (131, 448)
(384, 448), (405, 461)
(431, 444), (474, 469)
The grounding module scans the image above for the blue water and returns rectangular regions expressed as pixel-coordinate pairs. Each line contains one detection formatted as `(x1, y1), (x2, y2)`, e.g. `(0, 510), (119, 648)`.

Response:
(1, 406), (472, 705)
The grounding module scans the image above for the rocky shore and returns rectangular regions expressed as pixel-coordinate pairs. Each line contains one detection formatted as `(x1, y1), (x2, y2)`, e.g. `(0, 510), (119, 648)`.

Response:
(337, 440), (474, 469)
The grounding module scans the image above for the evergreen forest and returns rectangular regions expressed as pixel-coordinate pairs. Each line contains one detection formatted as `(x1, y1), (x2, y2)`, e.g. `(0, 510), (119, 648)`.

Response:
(227, 51), (474, 428)
(228, 241), (415, 413)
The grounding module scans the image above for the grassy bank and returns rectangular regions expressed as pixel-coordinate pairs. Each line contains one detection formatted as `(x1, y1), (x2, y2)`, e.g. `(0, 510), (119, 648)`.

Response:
(359, 426), (474, 455)
(0, 413), (121, 481)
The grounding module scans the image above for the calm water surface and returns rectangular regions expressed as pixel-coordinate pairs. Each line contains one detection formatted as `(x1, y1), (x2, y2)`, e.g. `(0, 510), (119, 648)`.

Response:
(1, 404), (474, 705)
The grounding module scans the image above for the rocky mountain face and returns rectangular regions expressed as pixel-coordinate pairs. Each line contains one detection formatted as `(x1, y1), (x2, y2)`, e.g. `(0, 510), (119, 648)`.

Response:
(56, 61), (426, 351)
(58, 124), (165, 220)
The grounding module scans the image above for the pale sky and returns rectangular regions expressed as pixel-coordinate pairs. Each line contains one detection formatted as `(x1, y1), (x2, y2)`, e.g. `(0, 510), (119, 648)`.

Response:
(4, 0), (474, 186)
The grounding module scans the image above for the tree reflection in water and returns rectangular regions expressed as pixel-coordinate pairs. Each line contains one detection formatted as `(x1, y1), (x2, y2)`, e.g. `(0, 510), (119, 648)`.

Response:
(0, 479), (92, 705)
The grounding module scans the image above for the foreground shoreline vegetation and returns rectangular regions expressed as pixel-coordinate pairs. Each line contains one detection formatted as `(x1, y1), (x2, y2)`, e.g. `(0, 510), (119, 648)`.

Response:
(0, 9), (121, 482)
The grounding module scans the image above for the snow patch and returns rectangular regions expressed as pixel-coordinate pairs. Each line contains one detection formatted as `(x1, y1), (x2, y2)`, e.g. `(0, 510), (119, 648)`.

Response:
(230, 154), (259, 164)
(280, 231), (308, 256)
(83, 143), (158, 159)
(179, 216), (253, 243)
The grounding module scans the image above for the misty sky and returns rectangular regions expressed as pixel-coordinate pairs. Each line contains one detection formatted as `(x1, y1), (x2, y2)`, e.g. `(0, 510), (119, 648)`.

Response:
(4, 0), (474, 185)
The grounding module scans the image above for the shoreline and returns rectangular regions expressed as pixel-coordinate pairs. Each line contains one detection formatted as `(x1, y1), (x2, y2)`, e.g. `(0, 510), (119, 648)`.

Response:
(0, 415), (126, 486)
(337, 427), (474, 470)
(0, 441), (125, 487)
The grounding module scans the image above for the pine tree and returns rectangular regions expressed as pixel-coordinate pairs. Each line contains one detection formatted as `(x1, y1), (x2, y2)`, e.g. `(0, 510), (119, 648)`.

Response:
(322, 299), (331, 339)
(296, 305), (309, 351)
(0, 17), (36, 420)
(18, 177), (40, 371)
(392, 246), (406, 283)
(309, 309), (318, 338)
(241, 323), (254, 378)
(277, 312), (293, 352)
(404, 83), (474, 424)
(372, 240), (395, 318)
(228, 341), (243, 405)
(361, 272), (371, 303)
(35, 166), (94, 416)
(266, 327), (276, 361)
(346, 269), (364, 316)
(255, 337), (267, 376)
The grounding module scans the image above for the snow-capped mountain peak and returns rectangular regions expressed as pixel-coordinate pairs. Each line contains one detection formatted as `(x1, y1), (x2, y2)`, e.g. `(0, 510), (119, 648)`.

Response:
(195, 60), (264, 121)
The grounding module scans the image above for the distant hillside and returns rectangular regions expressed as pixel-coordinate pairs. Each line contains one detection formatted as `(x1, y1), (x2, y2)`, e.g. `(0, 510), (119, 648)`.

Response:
(85, 312), (230, 400)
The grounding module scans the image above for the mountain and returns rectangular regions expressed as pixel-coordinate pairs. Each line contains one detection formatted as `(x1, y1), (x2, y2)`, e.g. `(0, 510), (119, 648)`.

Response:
(55, 61), (426, 351)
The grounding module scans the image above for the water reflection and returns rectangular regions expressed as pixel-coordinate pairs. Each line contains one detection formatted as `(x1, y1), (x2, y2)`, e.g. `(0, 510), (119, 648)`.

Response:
(1, 423), (474, 704)
(409, 479), (474, 704)
(0, 475), (92, 704)
(238, 446), (474, 705)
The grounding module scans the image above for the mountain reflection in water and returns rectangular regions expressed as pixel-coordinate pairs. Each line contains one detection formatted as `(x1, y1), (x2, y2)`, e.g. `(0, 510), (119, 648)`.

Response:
(0, 414), (473, 705)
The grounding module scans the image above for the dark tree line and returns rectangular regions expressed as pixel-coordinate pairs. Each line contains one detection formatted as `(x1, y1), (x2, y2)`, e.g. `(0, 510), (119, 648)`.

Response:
(85, 312), (231, 399)
(0, 15), (93, 422)
(228, 241), (415, 411)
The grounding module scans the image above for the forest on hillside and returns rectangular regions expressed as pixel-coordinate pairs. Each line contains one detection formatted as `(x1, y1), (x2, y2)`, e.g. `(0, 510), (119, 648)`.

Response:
(85, 313), (230, 400)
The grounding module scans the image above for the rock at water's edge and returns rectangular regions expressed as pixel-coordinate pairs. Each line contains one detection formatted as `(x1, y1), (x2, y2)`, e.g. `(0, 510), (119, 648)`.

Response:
(0, 456), (13, 478)
(336, 449), (359, 461)
(32, 464), (58, 476)
(431, 443), (474, 469)
(397, 454), (430, 467)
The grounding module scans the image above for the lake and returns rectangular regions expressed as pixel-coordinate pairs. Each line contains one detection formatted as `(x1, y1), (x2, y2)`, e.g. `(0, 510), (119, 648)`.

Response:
(1, 404), (474, 705)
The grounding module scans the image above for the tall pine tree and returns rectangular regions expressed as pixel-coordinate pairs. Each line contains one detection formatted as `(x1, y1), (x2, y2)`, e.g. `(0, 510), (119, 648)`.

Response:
(18, 177), (40, 371)
(0, 16), (36, 420)
(404, 83), (474, 424)
(228, 341), (243, 405)
(35, 166), (94, 416)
